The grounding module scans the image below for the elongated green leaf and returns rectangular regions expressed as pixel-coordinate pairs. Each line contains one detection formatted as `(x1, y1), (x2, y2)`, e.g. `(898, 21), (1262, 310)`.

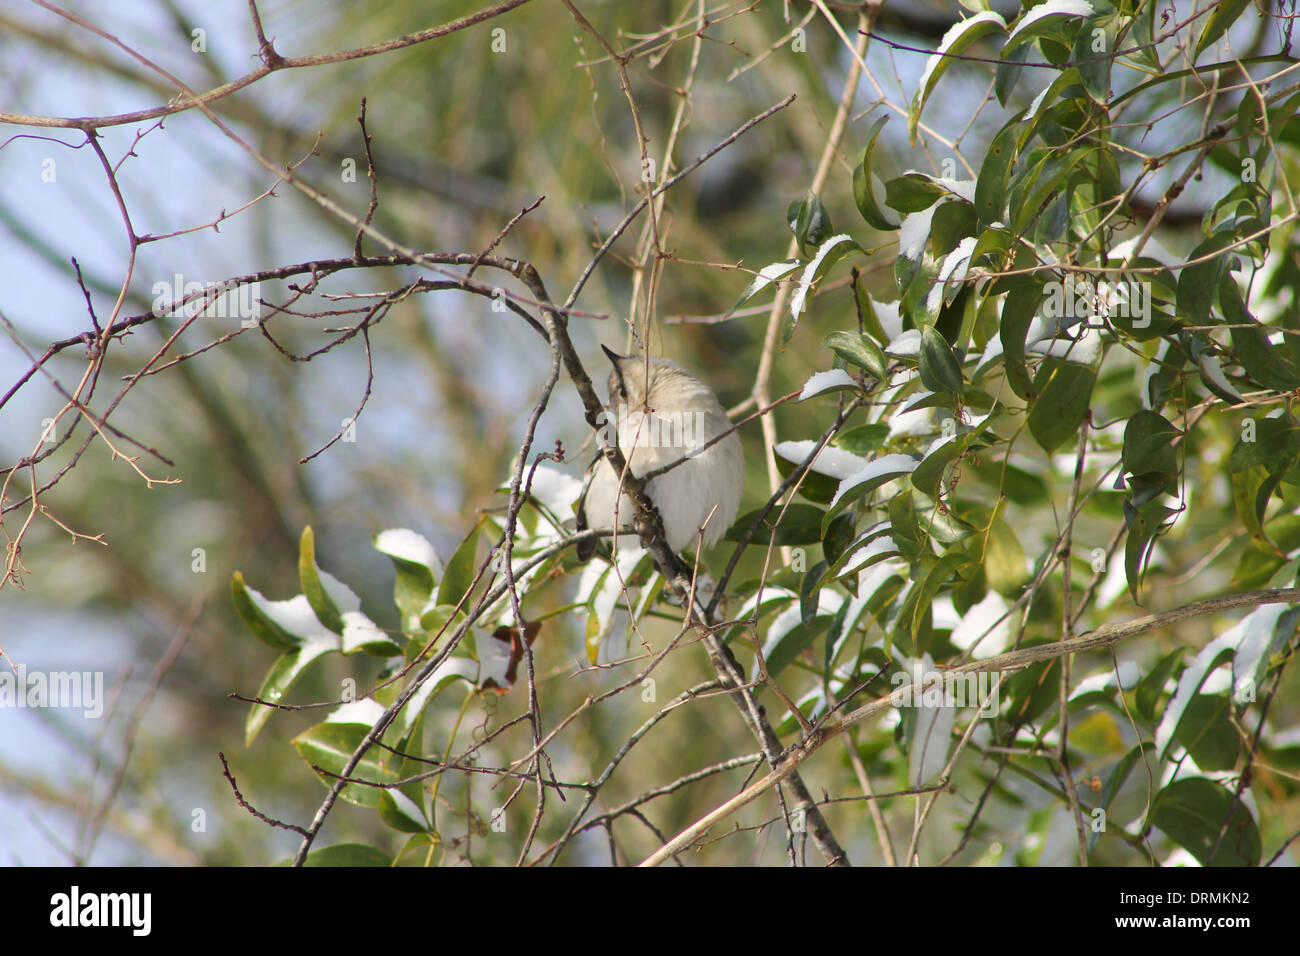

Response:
(788, 234), (862, 338)
(1221, 275), (1300, 390)
(374, 529), (440, 630)
(1230, 417), (1300, 472)
(299, 526), (346, 634)
(438, 522), (482, 607)
(1135, 650), (1184, 721)
(823, 455), (919, 530)
(725, 259), (802, 319)
(911, 12), (1009, 143)
(975, 120), (1022, 227)
(1124, 498), (1175, 603)
(286, 843), (392, 867)
(231, 572), (306, 652)
(1027, 359), (1096, 454)
(1149, 777), (1260, 866)
(919, 326), (964, 395)
(726, 503), (826, 545)
(1004, 0), (1092, 57)
(1173, 694), (1240, 771)
(245, 638), (340, 745)
(984, 518), (1030, 597)
(852, 115), (900, 230)
(800, 560), (828, 625)
(824, 331), (886, 380)
(911, 437), (963, 498)
(292, 721), (401, 808)
(1195, 0), (1253, 58)
(999, 275), (1041, 399)
(790, 190), (834, 251)
(1122, 410), (1181, 481)
(834, 423), (890, 455)
(1177, 232), (1237, 324)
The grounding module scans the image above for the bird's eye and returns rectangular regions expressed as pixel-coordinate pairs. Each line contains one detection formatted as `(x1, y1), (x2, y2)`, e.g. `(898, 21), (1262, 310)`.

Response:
(618, 384), (628, 400)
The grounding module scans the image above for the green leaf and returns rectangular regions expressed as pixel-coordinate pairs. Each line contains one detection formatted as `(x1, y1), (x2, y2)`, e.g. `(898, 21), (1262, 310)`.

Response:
(285, 843), (393, 867)
(245, 640), (339, 745)
(1014, 69), (1083, 152)
(1230, 417), (1300, 472)
(1149, 777), (1260, 866)
(1004, 2), (1090, 57)
(1099, 738), (1153, 812)
(824, 331), (886, 380)
(1074, 13), (1116, 103)
(823, 454), (918, 531)
(998, 275), (1042, 399)
(885, 173), (951, 214)
(910, 551), (971, 638)
(774, 452), (839, 505)
(1010, 147), (1098, 236)
(1232, 464), (1281, 555)
(374, 528), (440, 631)
(975, 120), (1022, 228)
(437, 522), (482, 607)
(790, 190), (834, 251)
(765, 615), (830, 678)
(292, 721), (401, 808)
(1027, 359), (1096, 454)
(1090, 740), (1155, 853)
(983, 518), (1030, 597)
(800, 560), (828, 625)
(1129, 0), (1160, 70)
(1173, 694), (1241, 772)
(1222, 275), (1300, 391)
(911, 437), (963, 498)
(1124, 498), (1176, 603)
(378, 788), (433, 834)
(823, 512), (857, 567)
(788, 234), (862, 338)
(829, 522), (900, 578)
(725, 259), (802, 319)
(971, 457), (1048, 504)
(911, 12), (1009, 143)
(995, 40), (1030, 106)
(833, 423), (890, 455)
(1122, 410), (1181, 480)
(1135, 649), (1184, 721)
(231, 572), (305, 652)
(1194, 0), (1253, 58)
(1005, 653), (1062, 724)
(852, 114), (900, 230)
(726, 503), (826, 545)
(1177, 232), (1238, 325)
(919, 326), (965, 394)
(298, 526), (346, 635)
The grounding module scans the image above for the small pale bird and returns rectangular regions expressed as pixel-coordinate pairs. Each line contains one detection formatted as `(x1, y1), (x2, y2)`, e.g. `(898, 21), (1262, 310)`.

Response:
(576, 346), (744, 559)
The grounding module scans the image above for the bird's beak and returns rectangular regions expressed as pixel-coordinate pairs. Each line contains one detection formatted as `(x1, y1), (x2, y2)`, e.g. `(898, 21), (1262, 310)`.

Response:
(601, 344), (627, 365)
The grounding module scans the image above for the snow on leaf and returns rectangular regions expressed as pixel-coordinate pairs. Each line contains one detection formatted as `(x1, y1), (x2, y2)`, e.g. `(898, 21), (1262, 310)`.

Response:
(775, 440), (870, 481)
(1008, 0), (1092, 45)
(798, 368), (860, 401)
(830, 454), (919, 508)
(374, 529), (443, 578)
(326, 697), (386, 727)
(790, 234), (859, 322)
(527, 462), (585, 517)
